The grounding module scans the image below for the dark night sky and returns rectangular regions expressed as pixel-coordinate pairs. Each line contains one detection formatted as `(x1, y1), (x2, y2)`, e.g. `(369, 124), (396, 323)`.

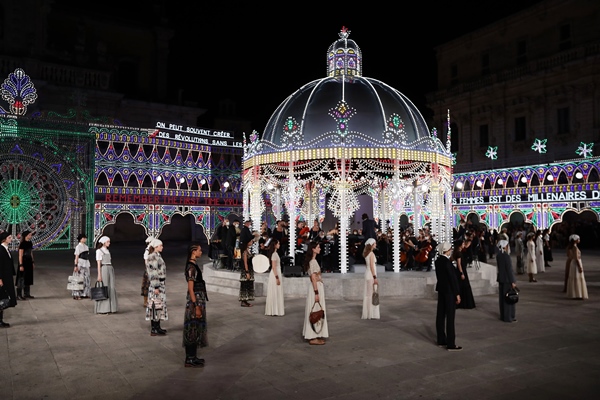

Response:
(67, 1), (545, 131)
(163, 1), (545, 131)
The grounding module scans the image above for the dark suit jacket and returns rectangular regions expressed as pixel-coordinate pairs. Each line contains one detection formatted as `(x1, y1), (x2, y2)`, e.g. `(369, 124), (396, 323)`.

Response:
(0, 245), (17, 307)
(496, 252), (516, 284)
(362, 218), (379, 240)
(239, 226), (253, 249)
(435, 255), (460, 296)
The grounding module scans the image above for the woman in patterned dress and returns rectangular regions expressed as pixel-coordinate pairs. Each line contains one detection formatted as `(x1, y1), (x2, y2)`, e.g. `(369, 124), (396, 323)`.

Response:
(183, 244), (207, 367)
(146, 238), (168, 335)
(239, 233), (257, 307)
(141, 236), (154, 308)
(73, 233), (91, 299)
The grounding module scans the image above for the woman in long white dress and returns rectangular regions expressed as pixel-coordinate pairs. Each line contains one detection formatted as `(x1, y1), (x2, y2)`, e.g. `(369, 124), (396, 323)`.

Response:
(535, 230), (545, 273)
(361, 238), (380, 319)
(265, 239), (284, 316)
(526, 233), (537, 282)
(566, 234), (588, 299)
(302, 242), (328, 345)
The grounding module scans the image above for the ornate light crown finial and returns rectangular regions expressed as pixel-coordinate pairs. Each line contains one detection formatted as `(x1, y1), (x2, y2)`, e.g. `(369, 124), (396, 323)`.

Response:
(339, 26), (350, 39)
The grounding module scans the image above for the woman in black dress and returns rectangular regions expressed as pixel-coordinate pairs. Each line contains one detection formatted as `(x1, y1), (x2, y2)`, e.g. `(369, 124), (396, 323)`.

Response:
(16, 230), (35, 300)
(183, 244), (207, 368)
(453, 239), (476, 309)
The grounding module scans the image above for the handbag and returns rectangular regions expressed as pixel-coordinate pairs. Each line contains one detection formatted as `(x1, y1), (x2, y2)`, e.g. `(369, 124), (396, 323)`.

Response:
(372, 284), (380, 306)
(148, 295), (163, 310)
(309, 301), (325, 334)
(505, 286), (519, 305)
(0, 286), (11, 310)
(91, 281), (109, 301)
(67, 272), (84, 291)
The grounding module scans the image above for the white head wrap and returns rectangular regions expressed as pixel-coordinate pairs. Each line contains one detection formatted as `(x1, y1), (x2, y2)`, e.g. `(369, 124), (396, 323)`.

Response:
(365, 238), (376, 246)
(145, 236), (155, 244)
(149, 239), (163, 248)
(437, 242), (452, 253)
(569, 234), (580, 242)
(497, 240), (509, 251)
(98, 236), (110, 244)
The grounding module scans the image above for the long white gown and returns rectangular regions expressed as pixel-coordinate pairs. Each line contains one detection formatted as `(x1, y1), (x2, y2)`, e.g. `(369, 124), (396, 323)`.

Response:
(535, 235), (545, 273)
(302, 259), (329, 340)
(264, 252), (285, 316)
(526, 240), (537, 274)
(566, 247), (588, 299)
(361, 252), (380, 319)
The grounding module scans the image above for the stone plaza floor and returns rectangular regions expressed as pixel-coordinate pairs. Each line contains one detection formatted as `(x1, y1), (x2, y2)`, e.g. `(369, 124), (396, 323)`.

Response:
(1, 242), (599, 399)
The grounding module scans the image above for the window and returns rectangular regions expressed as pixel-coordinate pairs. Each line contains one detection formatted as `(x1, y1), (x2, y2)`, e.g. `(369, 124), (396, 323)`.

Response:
(559, 24), (571, 51)
(450, 64), (458, 85)
(557, 107), (570, 134)
(517, 40), (527, 65)
(515, 117), (526, 141)
(481, 53), (490, 76)
(479, 124), (489, 147)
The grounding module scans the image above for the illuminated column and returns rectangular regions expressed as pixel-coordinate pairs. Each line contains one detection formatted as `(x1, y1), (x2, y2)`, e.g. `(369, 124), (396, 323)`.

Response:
(379, 185), (387, 233)
(287, 162), (297, 260)
(413, 182), (422, 232)
(339, 183), (349, 274)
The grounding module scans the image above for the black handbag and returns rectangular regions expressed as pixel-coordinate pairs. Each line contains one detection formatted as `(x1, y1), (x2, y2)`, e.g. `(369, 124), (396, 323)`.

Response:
(372, 284), (380, 306)
(505, 286), (519, 305)
(91, 281), (109, 301)
(0, 286), (11, 310)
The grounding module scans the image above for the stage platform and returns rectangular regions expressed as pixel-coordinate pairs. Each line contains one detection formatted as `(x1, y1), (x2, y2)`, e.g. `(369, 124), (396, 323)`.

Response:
(203, 261), (498, 301)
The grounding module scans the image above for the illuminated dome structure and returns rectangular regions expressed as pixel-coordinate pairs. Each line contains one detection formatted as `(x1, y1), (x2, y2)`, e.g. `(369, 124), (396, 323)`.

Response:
(243, 27), (453, 273)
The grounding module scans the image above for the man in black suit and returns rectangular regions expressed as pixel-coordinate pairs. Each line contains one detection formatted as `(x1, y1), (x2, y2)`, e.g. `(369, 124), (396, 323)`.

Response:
(361, 213), (379, 241)
(435, 241), (462, 351)
(239, 220), (254, 250)
(0, 231), (17, 328)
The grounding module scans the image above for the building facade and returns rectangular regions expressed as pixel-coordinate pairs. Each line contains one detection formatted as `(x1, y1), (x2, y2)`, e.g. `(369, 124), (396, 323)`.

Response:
(427, 0), (600, 239)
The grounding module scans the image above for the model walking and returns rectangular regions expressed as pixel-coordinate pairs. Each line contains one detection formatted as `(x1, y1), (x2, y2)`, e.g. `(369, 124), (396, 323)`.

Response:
(73, 233), (91, 299)
(146, 238), (168, 335)
(566, 235), (588, 300)
(16, 230), (35, 300)
(526, 233), (537, 282)
(264, 239), (284, 316)
(302, 242), (329, 345)
(94, 236), (118, 314)
(183, 244), (207, 367)
(361, 238), (380, 319)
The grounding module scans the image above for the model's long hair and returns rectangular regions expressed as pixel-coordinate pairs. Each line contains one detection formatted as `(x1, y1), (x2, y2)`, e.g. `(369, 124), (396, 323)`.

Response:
(266, 238), (279, 260)
(362, 243), (374, 258)
(303, 242), (319, 272)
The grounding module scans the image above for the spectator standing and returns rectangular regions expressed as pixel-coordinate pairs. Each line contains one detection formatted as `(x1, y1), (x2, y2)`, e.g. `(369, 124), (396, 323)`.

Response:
(16, 230), (35, 300)
(496, 240), (517, 323)
(514, 232), (525, 275)
(0, 231), (17, 328)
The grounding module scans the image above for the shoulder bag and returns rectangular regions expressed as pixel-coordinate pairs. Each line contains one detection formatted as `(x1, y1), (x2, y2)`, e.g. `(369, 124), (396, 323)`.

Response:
(372, 284), (380, 306)
(0, 286), (11, 310)
(91, 281), (109, 301)
(505, 286), (519, 305)
(67, 271), (84, 291)
(309, 301), (325, 334)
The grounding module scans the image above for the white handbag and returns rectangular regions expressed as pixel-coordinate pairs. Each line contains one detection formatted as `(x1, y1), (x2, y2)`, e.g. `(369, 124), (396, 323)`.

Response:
(67, 272), (84, 291)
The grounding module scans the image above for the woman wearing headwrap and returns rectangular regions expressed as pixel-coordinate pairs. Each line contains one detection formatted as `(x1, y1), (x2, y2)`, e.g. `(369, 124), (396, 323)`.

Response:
(496, 240), (517, 322)
(146, 238), (168, 335)
(565, 235), (588, 299)
(95, 236), (118, 314)
(73, 233), (91, 299)
(361, 237), (380, 319)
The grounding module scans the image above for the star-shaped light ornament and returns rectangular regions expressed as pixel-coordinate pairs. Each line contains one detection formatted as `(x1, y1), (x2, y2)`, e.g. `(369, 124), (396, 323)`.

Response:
(575, 142), (593, 158)
(531, 138), (547, 154)
(485, 146), (498, 160)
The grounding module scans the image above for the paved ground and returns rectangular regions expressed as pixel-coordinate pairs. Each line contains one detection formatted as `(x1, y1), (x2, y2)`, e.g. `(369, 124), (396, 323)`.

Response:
(1, 242), (599, 400)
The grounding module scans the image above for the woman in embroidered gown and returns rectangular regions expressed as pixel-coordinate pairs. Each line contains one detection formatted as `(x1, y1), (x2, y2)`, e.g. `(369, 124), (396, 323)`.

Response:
(454, 239), (476, 309)
(239, 233), (256, 307)
(141, 236), (154, 308)
(302, 242), (329, 345)
(183, 244), (207, 367)
(526, 232), (537, 282)
(146, 239), (168, 335)
(95, 236), (118, 314)
(361, 238), (380, 319)
(566, 234), (588, 300)
(265, 239), (284, 316)
(16, 230), (35, 300)
(73, 234), (91, 299)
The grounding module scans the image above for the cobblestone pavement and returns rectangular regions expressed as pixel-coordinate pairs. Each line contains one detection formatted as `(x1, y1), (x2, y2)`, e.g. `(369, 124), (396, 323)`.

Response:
(1, 242), (599, 400)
